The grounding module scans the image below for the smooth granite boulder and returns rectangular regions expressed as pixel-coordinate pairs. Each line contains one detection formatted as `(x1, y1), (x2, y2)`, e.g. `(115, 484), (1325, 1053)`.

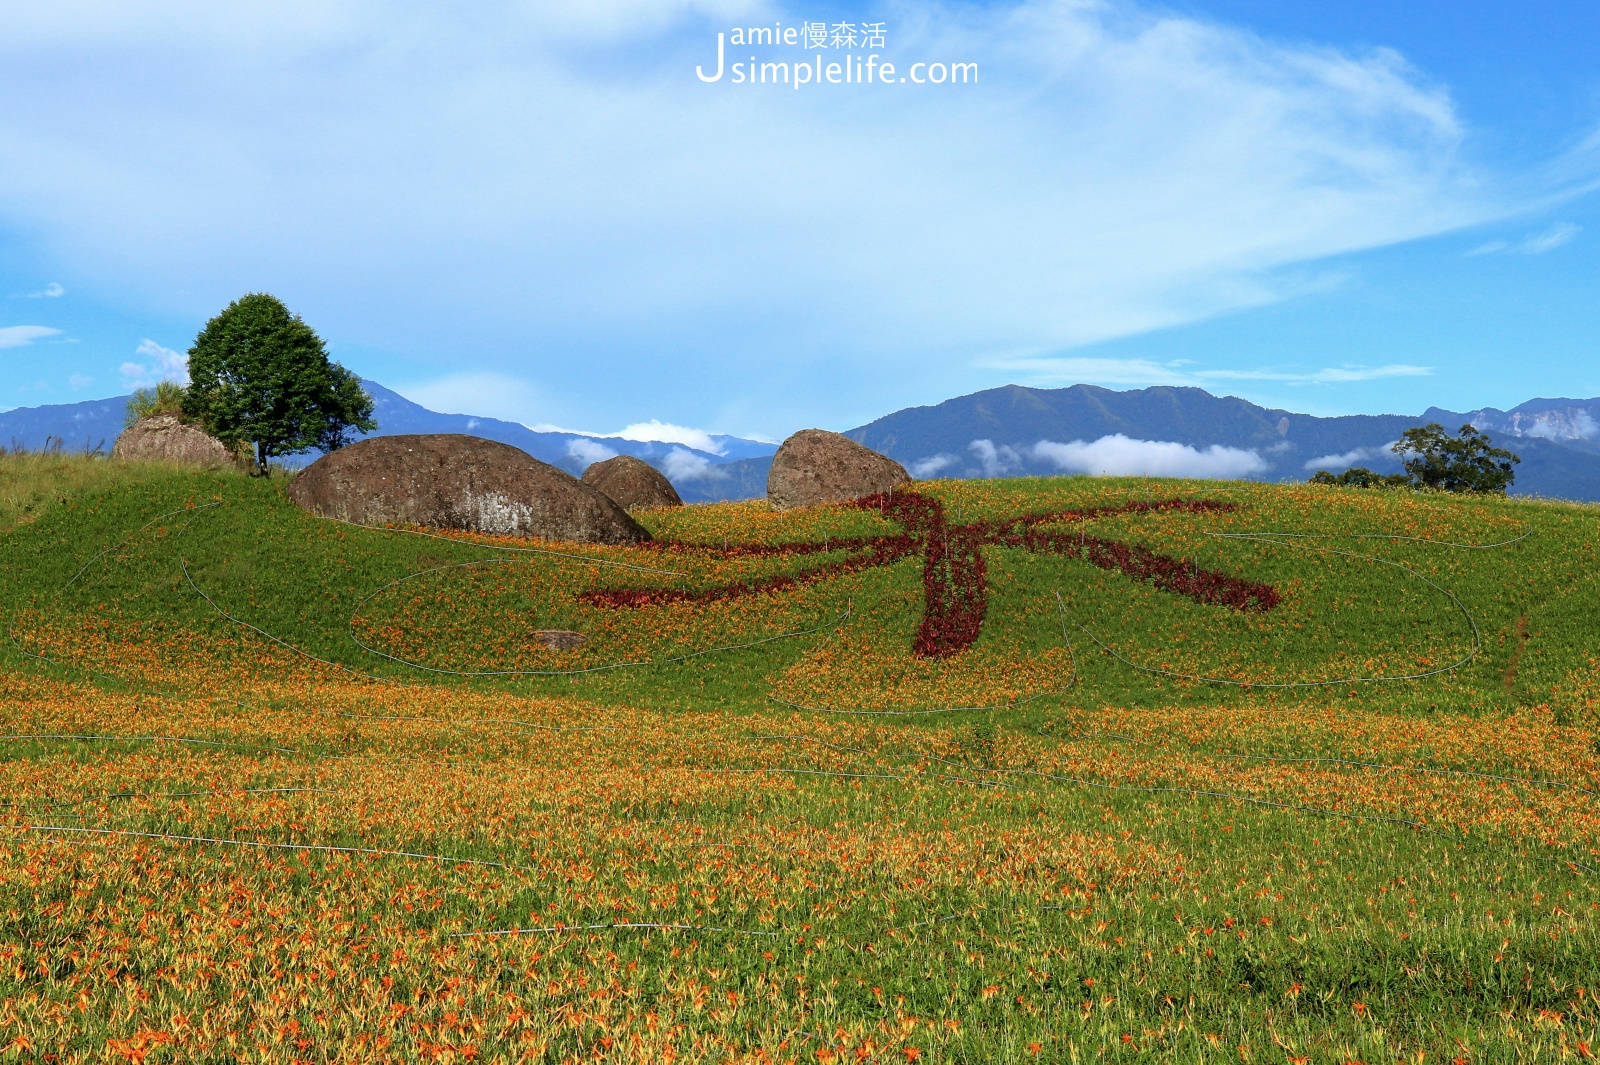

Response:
(287, 433), (650, 544)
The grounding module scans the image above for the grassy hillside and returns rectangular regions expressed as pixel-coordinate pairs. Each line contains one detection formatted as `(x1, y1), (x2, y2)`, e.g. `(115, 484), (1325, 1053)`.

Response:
(1, 456), (1597, 1062)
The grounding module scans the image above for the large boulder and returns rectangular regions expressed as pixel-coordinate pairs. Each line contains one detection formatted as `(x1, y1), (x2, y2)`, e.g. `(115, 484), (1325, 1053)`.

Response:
(112, 414), (235, 468)
(766, 429), (910, 511)
(287, 434), (649, 544)
(581, 455), (682, 510)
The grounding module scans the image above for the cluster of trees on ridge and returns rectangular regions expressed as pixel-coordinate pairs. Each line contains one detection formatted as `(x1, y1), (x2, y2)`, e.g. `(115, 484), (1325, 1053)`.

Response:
(1310, 423), (1521, 495)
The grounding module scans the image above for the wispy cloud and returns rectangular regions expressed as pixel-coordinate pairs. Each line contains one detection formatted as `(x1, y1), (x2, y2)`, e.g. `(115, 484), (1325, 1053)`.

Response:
(0, 0), (1524, 432)
(22, 282), (65, 299)
(612, 421), (725, 455)
(661, 446), (723, 482)
(1303, 442), (1398, 471)
(531, 419), (727, 454)
(119, 339), (188, 389)
(910, 453), (960, 479)
(1201, 365), (1433, 384)
(68, 373), (94, 390)
(969, 439), (1022, 478)
(0, 325), (62, 349)
(565, 437), (619, 466)
(1032, 435), (1267, 479)
(987, 356), (1432, 388)
(1469, 222), (1581, 256)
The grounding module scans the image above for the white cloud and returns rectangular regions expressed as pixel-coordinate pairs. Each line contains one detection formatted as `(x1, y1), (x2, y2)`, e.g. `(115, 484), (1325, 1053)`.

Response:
(26, 282), (65, 298)
(0, 325), (62, 348)
(910, 453), (959, 478)
(611, 420), (725, 455)
(0, 0), (1538, 431)
(119, 339), (188, 388)
(1469, 221), (1580, 256)
(969, 438), (1021, 478)
(661, 446), (723, 482)
(1303, 442), (1397, 471)
(1521, 223), (1581, 254)
(530, 418), (727, 454)
(1505, 408), (1597, 441)
(566, 437), (619, 466)
(1032, 435), (1268, 479)
(68, 372), (94, 390)
(987, 356), (1432, 388)
(1203, 364), (1433, 384)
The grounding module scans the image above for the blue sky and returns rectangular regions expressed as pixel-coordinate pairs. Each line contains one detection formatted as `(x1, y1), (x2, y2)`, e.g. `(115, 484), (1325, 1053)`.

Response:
(2, 0), (1596, 438)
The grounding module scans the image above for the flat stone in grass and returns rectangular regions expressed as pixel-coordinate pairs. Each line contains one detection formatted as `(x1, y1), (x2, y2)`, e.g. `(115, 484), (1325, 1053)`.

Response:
(532, 629), (587, 651)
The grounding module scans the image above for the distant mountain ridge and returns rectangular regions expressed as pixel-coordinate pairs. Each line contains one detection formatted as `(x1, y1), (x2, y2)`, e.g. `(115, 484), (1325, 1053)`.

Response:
(0, 382), (777, 504)
(847, 384), (1600, 500)
(8, 381), (1600, 502)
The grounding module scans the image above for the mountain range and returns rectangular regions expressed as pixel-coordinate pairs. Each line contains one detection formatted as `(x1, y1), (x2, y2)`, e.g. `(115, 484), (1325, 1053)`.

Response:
(0, 382), (777, 504)
(7, 381), (1600, 502)
(845, 384), (1600, 501)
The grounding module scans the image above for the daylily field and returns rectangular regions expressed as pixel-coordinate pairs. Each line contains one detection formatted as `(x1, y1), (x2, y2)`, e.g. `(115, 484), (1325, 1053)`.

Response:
(1, 455), (1598, 1062)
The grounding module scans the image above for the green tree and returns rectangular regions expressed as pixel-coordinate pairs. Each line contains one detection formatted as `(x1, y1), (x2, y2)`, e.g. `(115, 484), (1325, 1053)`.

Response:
(1393, 422), (1519, 494)
(182, 294), (376, 474)
(1308, 467), (1410, 489)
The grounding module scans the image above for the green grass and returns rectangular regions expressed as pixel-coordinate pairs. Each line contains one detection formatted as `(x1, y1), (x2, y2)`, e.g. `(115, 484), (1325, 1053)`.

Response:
(1, 455), (1597, 1061)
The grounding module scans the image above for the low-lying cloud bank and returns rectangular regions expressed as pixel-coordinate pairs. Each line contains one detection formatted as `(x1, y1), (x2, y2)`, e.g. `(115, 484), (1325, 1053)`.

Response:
(1032, 435), (1268, 478)
(565, 437), (618, 467)
(662, 447), (724, 483)
(910, 435), (1270, 480)
(969, 439), (1023, 478)
(1303, 442), (1397, 471)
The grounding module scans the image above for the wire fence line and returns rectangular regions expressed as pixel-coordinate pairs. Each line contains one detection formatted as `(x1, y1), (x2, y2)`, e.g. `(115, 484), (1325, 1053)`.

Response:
(12, 823), (522, 872)
(6, 486), (1595, 958)
(0, 733), (301, 754)
(58, 499), (225, 592)
(450, 921), (783, 941)
(3, 786), (338, 812)
(181, 554), (414, 688)
(3, 500), (259, 708)
(449, 910), (991, 943)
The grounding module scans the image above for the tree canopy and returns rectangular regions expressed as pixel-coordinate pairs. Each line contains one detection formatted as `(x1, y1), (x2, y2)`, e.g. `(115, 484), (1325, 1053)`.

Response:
(1308, 467), (1411, 489)
(1393, 423), (1519, 494)
(1309, 422), (1519, 495)
(182, 294), (375, 474)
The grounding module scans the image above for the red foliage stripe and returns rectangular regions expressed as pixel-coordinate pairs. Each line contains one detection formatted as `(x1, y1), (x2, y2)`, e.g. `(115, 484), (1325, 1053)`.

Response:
(580, 489), (1279, 658)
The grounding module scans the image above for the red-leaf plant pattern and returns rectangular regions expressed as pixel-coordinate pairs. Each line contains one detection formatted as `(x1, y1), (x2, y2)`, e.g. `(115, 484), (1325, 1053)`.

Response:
(580, 489), (1280, 658)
